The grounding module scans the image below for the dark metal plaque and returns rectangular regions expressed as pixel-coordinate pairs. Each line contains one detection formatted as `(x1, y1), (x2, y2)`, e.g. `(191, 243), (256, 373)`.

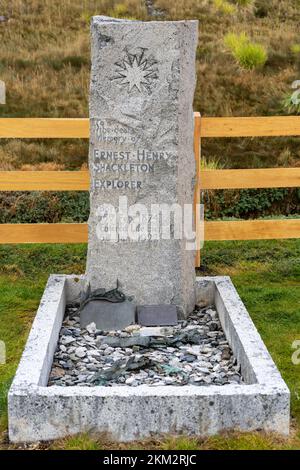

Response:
(137, 305), (178, 326)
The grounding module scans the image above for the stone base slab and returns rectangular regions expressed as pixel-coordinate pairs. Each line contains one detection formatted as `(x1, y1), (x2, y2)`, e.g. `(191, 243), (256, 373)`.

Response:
(8, 275), (290, 443)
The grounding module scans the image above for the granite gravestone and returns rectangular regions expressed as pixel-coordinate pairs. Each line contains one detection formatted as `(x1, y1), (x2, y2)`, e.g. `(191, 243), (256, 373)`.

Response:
(86, 16), (198, 323)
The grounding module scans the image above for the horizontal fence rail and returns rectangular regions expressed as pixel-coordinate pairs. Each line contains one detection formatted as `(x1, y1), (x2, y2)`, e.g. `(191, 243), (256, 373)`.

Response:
(200, 116), (300, 138)
(1, 115), (300, 138)
(201, 168), (300, 190)
(0, 114), (299, 267)
(0, 220), (299, 244)
(0, 168), (299, 191)
(0, 118), (89, 139)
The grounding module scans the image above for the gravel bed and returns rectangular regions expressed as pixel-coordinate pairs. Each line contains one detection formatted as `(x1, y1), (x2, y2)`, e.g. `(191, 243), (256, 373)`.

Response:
(48, 304), (243, 387)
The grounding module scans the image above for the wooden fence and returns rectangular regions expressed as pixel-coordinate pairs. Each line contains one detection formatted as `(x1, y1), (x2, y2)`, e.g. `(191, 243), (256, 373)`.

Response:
(0, 113), (300, 267)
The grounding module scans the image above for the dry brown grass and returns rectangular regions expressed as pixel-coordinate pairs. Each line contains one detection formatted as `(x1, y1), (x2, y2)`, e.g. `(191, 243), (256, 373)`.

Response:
(0, 0), (299, 170)
(0, 0), (146, 169)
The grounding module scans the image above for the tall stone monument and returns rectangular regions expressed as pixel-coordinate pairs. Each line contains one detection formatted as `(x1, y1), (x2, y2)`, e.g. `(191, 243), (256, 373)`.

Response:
(86, 17), (198, 317)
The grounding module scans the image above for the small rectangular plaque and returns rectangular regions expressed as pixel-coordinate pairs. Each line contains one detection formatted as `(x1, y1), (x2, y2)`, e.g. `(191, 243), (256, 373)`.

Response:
(137, 305), (178, 326)
(80, 300), (136, 331)
(0, 80), (5, 105)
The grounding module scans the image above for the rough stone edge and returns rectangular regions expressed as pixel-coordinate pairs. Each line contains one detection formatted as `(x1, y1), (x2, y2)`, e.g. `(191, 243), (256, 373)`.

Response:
(9, 275), (67, 390)
(92, 16), (199, 25)
(8, 275), (290, 442)
(196, 276), (290, 389)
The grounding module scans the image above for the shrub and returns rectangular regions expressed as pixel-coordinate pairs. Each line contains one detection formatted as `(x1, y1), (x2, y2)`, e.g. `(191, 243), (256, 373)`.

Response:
(201, 156), (225, 170)
(110, 3), (128, 18)
(224, 32), (267, 70)
(0, 188), (298, 224)
(214, 0), (236, 15)
(254, 0), (269, 18)
(0, 192), (89, 224)
(291, 44), (300, 55)
(203, 188), (299, 220)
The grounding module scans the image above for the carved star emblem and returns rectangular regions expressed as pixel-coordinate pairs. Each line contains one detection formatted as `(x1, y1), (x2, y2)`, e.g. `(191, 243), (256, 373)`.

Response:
(112, 50), (158, 93)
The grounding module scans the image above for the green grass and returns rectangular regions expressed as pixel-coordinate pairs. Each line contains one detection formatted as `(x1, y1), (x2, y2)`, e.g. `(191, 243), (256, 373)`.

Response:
(0, 244), (87, 432)
(200, 239), (300, 432)
(52, 433), (103, 450)
(0, 240), (300, 449)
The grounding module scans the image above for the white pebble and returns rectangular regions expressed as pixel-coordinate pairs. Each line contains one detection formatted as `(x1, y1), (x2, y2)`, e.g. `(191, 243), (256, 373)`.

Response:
(75, 347), (87, 358)
(86, 322), (97, 334)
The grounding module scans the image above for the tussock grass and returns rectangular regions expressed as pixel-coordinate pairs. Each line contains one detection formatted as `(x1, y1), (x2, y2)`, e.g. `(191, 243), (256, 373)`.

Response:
(154, 0), (300, 170)
(52, 433), (103, 450)
(159, 435), (200, 450)
(291, 44), (300, 55)
(0, 0), (299, 170)
(201, 156), (225, 170)
(224, 32), (267, 70)
(234, 0), (254, 7)
(0, 0), (146, 169)
(213, 0), (236, 15)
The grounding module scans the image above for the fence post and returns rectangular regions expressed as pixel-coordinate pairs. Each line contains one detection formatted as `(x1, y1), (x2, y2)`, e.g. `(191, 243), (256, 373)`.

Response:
(0, 80), (5, 105)
(193, 112), (201, 268)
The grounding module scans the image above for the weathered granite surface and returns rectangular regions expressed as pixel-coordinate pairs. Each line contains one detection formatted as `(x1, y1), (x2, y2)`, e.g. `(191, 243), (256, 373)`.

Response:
(86, 17), (198, 317)
(0, 80), (5, 104)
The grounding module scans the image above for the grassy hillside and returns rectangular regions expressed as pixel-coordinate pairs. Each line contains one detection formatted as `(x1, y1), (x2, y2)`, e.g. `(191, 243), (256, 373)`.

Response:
(156, 0), (300, 169)
(0, 3), (299, 449)
(0, 0), (299, 219)
(0, 0), (300, 168)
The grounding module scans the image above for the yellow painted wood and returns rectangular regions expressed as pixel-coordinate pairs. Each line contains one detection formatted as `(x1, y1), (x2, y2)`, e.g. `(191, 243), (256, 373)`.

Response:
(193, 112), (201, 267)
(201, 168), (300, 190)
(205, 219), (300, 241)
(1, 115), (300, 138)
(0, 224), (88, 244)
(0, 220), (298, 244)
(0, 171), (90, 191)
(0, 115), (299, 250)
(201, 116), (300, 138)
(0, 118), (89, 138)
(0, 168), (299, 191)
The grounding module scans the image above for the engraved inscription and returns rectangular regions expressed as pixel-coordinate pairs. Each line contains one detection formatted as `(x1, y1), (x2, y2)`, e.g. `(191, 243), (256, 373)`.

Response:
(96, 120), (137, 144)
(92, 119), (176, 191)
(92, 148), (175, 191)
